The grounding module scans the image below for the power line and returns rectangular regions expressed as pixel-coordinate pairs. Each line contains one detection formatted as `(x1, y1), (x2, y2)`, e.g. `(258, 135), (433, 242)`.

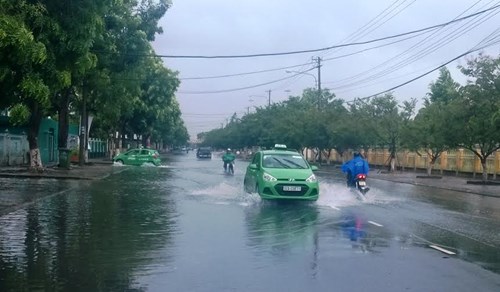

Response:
(178, 28), (432, 82)
(319, 0), (408, 59)
(353, 34), (500, 102)
(178, 68), (316, 94)
(179, 61), (314, 80)
(329, 0), (489, 86)
(330, 1), (500, 90)
(148, 4), (500, 59)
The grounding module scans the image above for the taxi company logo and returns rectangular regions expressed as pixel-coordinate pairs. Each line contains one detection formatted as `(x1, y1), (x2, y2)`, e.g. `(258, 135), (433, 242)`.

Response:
(288, 178), (295, 182)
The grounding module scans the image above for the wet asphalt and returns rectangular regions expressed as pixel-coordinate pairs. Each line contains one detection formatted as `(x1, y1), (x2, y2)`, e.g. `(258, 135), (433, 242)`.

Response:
(0, 153), (499, 292)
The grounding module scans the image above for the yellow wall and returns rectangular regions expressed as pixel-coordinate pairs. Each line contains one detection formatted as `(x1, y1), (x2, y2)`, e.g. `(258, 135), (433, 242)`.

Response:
(323, 148), (500, 176)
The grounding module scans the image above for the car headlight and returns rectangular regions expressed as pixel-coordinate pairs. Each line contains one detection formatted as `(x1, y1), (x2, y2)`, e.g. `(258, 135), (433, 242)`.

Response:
(306, 174), (317, 183)
(263, 172), (277, 182)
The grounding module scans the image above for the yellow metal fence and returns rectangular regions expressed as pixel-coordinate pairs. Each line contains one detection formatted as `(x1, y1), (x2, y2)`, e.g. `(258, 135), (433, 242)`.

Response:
(326, 148), (500, 177)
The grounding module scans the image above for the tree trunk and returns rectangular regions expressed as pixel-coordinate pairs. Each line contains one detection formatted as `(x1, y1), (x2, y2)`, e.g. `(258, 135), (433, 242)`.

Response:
(27, 101), (43, 171)
(57, 89), (71, 168)
(481, 159), (488, 181)
(389, 146), (397, 172)
(57, 89), (71, 149)
(426, 162), (434, 176)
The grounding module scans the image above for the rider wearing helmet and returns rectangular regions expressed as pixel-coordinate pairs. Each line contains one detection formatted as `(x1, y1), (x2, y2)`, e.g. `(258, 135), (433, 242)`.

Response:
(341, 151), (369, 187)
(222, 148), (236, 172)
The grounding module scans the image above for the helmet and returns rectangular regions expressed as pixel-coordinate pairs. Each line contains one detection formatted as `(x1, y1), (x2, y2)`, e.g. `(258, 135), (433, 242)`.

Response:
(353, 151), (361, 157)
(227, 148), (231, 152)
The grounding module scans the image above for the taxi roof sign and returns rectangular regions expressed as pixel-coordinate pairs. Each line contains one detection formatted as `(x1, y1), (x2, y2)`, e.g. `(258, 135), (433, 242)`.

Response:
(274, 144), (287, 150)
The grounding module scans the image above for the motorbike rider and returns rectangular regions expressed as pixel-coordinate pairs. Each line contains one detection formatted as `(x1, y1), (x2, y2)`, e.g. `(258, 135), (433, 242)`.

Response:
(341, 151), (369, 187)
(222, 148), (236, 172)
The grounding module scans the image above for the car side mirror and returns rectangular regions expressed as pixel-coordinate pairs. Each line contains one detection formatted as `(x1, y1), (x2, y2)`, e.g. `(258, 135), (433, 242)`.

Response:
(249, 163), (258, 170)
(311, 165), (318, 171)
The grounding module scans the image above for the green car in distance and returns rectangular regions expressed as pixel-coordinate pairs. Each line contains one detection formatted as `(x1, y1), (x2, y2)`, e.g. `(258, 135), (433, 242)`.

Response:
(113, 148), (161, 166)
(244, 145), (319, 201)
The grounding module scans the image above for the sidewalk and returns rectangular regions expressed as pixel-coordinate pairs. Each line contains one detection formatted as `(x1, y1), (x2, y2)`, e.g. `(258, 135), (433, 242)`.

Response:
(368, 170), (500, 198)
(0, 159), (118, 180)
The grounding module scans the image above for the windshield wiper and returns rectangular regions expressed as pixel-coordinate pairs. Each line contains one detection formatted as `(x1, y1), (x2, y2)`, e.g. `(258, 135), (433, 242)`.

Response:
(282, 158), (305, 169)
(272, 157), (290, 168)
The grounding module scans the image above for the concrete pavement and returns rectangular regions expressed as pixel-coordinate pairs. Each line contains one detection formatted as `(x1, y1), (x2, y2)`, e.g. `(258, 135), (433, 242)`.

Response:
(0, 159), (117, 180)
(368, 169), (500, 198)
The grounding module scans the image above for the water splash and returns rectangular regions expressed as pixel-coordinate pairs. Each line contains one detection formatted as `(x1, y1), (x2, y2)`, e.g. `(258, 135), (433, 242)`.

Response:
(316, 182), (363, 209)
(190, 182), (260, 206)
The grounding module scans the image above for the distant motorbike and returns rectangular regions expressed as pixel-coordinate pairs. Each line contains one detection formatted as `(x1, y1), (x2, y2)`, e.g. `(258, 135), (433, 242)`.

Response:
(224, 161), (234, 175)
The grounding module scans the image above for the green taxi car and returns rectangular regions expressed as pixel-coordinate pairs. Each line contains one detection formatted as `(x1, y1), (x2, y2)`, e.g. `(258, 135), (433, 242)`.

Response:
(113, 148), (161, 166)
(244, 145), (319, 201)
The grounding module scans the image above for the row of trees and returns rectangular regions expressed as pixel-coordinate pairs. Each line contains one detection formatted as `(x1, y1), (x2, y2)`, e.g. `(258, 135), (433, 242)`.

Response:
(199, 53), (500, 181)
(0, 0), (188, 170)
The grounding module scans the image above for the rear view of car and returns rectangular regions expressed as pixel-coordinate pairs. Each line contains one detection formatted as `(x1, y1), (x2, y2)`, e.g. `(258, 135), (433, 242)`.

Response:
(196, 147), (212, 159)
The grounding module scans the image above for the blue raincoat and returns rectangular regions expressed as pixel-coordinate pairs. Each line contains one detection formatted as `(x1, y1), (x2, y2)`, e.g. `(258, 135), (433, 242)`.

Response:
(341, 156), (369, 186)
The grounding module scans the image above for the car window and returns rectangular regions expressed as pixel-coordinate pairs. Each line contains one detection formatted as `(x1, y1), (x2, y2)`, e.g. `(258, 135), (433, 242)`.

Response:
(262, 153), (308, 169)
(126, 150), (140, 156)
(140, 150), (149, 155)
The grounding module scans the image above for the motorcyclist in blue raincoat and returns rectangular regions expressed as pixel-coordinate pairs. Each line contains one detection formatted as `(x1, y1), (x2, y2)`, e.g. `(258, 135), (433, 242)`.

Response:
(341, 152), (369, 187)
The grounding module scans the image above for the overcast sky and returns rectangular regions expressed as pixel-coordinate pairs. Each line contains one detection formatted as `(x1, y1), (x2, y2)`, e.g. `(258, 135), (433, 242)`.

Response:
(152, 0), (500, 140)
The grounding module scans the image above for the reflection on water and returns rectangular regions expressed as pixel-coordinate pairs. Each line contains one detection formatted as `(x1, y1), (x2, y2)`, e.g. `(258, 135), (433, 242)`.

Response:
(339, 211), (379, 253)
(0, 169), (179, 292)
(245, 202), (319, 253)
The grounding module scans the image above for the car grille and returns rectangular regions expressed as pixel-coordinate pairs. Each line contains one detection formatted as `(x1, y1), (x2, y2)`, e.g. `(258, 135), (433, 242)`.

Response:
(277, 178), (306, 182)
(275, 183), (310, 196)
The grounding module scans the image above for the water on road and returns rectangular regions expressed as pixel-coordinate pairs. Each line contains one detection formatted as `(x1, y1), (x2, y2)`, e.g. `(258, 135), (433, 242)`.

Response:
(1, 153), (500, 292)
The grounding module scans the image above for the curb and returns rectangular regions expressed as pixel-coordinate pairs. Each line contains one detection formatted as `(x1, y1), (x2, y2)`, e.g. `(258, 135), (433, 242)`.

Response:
(370, 176), (500, 198)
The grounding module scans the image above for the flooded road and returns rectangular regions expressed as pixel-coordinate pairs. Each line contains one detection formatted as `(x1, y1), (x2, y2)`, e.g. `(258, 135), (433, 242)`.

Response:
(1, 153), (500, 291)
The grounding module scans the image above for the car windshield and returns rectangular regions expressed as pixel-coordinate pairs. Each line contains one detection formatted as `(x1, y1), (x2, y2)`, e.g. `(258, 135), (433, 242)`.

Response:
(262, 153), (308, 169)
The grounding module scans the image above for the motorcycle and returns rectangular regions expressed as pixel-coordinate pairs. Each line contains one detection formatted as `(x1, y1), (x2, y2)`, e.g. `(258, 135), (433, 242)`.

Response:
(224, 161), (234, 175)
(354, 173), (370, 195)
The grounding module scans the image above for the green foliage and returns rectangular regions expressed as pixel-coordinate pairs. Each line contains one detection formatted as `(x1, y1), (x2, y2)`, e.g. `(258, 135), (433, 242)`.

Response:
(8, 104), (30, 125)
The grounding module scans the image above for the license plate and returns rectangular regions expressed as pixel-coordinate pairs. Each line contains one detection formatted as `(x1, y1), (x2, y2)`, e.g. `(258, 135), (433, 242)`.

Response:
(358, 181), (366, 186)
(283, 186), (301, 191)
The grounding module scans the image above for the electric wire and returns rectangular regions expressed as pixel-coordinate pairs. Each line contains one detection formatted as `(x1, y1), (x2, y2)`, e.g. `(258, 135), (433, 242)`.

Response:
(145, 4), (500, 59)
(319, 0), (410, 59)
(179, 61), (315, 80)
(339, 0), (417, 48)
(351, 32), (500, 102)
(330, 1), (500, 90)
(329, 0), (489, 86)
(178, 68), (316, 94)
(179, 28), (434, 82)
(333, 9), (500, 90)
(168, 3), (495, 85)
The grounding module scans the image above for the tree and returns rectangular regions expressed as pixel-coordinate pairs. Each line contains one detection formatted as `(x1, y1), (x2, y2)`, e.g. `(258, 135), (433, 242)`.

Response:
(454, 53), (500, 181)
(0, 0), (51, 170)
(360, 94), (416, 172)
(405, 67), (460, 175)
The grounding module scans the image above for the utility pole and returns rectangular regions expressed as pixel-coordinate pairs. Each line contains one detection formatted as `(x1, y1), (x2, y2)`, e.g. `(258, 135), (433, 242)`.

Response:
(314, 57), (322, 109)
(266, 90), (272, 106)
(314, 57), (323, 165)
